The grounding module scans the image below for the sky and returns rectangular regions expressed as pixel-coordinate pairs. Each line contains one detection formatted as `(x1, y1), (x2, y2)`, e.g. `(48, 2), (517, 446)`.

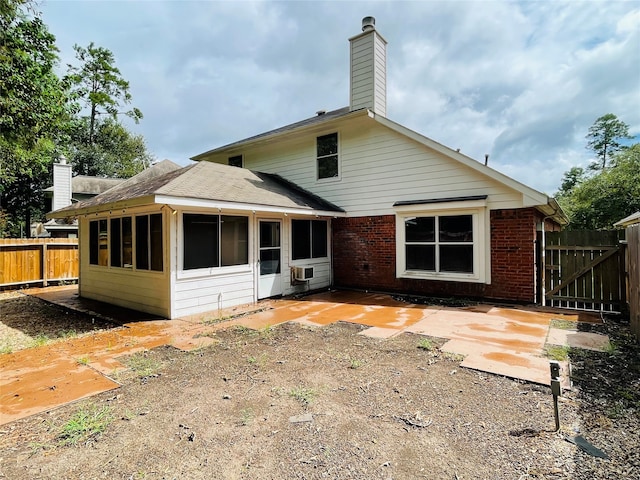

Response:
(39, 0), (640, 195)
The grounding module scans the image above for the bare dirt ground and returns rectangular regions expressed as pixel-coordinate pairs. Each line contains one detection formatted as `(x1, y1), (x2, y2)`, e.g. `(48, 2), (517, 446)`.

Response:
(1, 293), (639, 479)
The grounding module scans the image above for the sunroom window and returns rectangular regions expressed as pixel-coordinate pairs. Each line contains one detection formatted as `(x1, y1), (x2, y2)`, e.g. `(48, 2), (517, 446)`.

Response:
(182, 214), (248, 270)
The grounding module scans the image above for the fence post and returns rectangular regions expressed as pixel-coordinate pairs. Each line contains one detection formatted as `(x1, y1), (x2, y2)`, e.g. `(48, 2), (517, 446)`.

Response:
(42, 242), (48, 287)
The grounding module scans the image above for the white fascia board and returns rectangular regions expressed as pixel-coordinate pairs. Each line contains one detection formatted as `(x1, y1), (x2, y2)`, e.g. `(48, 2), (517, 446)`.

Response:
(373, 114), (550, 207)
(46, 195), (157, 219)
(155, 195), (346, 218)
(191, 109), (373, 161)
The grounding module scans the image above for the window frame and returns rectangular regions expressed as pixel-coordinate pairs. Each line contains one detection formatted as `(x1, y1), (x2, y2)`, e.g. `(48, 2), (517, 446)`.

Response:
(316, 132), (340, 181)
(179, 212), (251, 278)
(394, 199), (489, 283)
(291, 219), (329, 262)
(228, 155), (243, 168)
(88, 213), (164, 273)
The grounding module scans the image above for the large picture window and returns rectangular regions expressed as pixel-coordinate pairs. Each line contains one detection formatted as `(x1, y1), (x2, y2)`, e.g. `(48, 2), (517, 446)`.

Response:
(292, 219), (328, 260)
(89, 214), (163, 271)
(317, 133), (338, 179)
(405, 215), (473, 273)
(183, 214), (248, 270)
(395, 199), (487, 283)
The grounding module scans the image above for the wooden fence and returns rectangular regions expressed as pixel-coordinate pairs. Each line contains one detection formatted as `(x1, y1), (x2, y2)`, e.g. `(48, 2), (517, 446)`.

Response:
(0, 238), (79, 288)
(623, 224), (640, 340)
(542, 230), (622, 312)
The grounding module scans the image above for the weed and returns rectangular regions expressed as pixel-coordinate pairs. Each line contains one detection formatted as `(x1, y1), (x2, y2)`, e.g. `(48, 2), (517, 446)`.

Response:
(259, 324), (275, 338)
(417, 338), (434, 351)
(58, 329), (78, 339)
(544, 345), (570, 361)
(233, 325), (257, 336)
(605, 400), (626, 419)
(289, 386), (318, 405)
(0, 344), (12, 355)
(29, 334), (49, 348)
(239, 408), (253, 426)
(57, 404), (113, 446)
(124, 351), (160, 378)
(77, 356), (90, 365)
(604, 340), (617, 354)
(442, 352), (465, 362)
(349, 358), (364, 369)
(549, 319), (577, 330)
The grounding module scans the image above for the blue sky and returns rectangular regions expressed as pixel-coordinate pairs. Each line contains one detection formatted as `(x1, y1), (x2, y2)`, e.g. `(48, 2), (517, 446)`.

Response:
(40, 0), (639, 195)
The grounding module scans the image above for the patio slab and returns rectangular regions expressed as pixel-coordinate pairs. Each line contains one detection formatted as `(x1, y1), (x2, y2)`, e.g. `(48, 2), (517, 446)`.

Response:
(1, 287), (606, 426)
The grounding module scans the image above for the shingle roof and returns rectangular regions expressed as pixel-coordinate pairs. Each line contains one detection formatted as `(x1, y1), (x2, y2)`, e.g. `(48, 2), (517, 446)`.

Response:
(49, 161), (344, 217)
(191, 107), (356, 160)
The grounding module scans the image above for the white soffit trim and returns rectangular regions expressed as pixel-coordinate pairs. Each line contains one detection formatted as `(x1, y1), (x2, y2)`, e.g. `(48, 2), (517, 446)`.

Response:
(373, 114), (549, 207)
(394, 198), (487, 213)
(156, 195), (346, 217)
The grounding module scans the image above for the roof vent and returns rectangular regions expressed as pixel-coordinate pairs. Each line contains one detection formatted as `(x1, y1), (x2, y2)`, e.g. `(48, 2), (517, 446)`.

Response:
(362, 16), (375, 32)
(316, 109), (326, 116)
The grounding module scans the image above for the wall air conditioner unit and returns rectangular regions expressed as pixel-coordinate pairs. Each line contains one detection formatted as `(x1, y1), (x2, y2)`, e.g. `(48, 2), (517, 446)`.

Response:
(293, 266), (314, 281)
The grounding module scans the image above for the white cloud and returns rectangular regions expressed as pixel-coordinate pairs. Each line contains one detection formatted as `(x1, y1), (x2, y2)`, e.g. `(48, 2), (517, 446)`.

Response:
(40, 1), (640, 194)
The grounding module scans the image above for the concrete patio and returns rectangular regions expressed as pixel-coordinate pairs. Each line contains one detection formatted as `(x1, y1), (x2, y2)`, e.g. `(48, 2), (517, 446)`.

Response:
(0, 286), (608, 425)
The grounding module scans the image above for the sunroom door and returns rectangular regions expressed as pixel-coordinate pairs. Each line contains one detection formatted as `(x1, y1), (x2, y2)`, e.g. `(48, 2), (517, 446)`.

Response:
(258, 220), (282, 299)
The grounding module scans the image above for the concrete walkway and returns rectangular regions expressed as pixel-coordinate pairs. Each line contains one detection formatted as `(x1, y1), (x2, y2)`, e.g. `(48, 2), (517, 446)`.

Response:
(0, 287), (608, 425)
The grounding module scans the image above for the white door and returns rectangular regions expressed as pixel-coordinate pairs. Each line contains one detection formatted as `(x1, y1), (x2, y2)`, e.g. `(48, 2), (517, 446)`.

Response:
(258, 220), (282, 299)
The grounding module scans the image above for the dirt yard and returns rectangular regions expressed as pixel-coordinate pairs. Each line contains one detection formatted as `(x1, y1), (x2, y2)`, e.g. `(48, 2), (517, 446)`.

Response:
(1, 293), (639, 479)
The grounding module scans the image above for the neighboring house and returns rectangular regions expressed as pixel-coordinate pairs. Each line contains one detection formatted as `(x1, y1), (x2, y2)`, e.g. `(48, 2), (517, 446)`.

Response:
(49, 17), (567, 319)
(41, 158), (124, 237)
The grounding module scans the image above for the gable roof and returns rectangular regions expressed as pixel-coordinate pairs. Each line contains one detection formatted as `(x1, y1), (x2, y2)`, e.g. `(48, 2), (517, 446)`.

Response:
(48, 161), (344, 218)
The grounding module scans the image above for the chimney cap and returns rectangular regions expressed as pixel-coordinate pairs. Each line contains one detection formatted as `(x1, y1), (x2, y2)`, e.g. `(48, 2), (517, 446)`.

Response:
(362, 16), (375, 32)
(316, 109), (326, 116)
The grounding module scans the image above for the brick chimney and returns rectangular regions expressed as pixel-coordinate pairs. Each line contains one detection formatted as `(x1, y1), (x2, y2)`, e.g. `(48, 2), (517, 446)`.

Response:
(52, 155), (72, 211)
(349, 16), (387, 116)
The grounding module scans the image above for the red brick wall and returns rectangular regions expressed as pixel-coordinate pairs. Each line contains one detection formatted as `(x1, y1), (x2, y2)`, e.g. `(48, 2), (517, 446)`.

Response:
(332, 208), (545, 303)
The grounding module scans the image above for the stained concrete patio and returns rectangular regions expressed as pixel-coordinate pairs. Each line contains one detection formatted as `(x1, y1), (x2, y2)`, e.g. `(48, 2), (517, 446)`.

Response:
(0, 286), (608, 425)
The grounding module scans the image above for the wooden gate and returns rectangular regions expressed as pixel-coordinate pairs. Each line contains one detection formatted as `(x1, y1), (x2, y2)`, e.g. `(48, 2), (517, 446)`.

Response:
(541, 230), (623, 312)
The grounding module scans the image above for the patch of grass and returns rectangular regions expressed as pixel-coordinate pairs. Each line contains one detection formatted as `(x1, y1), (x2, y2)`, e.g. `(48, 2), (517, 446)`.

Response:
(0, 344), (12, 355)
(29, 333), (50, 348)
(57, 404), (113, 446)
(239, 407), (253, 426)
(604, 340), (617, 354)
(76, 356), (90, 365)
(289, 386), (318, 406)
(124, 351), (160, 378)
(417, 338), (434, 351)
(550, 319), (577, 330)
(247, 353), (267, 367)
(349, 358), (364, 369)
(544, 344), (570, 361)
(442, 352), (465, 362)
(259, 324), (275, 339)
(233, 325), (258, 336)
(58, 329), (78, 339)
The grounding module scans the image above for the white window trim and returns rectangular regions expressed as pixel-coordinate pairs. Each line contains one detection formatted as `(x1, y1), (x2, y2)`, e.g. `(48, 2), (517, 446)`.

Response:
(177, 212), (252, 280)
(316, 131), (341, 182)
(394, 199), (490, 284)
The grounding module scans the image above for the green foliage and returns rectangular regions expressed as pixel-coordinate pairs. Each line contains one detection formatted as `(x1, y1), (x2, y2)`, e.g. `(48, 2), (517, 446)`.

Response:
(68, 117), (152, 177)
(124, 351), (161, 378)
(417, 338), (434, 351)
(557, 143), (640, 229)
(65, 42), (142, 143)
(0, 0), (74, 235)
(586, 113), (632, 170)
(289, 386), (318, 405)
(57, 404), (113, 445)
(544, 345), (569, 361)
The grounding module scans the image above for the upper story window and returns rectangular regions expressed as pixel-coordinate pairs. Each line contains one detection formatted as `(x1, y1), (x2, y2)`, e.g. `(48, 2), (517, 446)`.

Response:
(228, 155), (243, 168)
(317, 133), (338, 180)
(182, 213), (249, 270)
(292, 219), (328, 260)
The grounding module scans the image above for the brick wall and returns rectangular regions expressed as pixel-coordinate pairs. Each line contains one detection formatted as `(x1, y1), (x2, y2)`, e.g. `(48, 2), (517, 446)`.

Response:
(332, 208), (545, 303)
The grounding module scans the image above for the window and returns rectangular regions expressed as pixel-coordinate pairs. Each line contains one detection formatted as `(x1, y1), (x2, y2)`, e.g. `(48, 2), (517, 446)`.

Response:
(183, 214), (249, 270)
(395, 198), (487, 283)
(89, 215), (163, 271)
(405, 215), (473, 273)
(89, 219), (108, 266)
(317, 133), (338, 179)
(292, 219), (328, 260)
(136, 214), (163, 271)
(228, 155), (243, 168)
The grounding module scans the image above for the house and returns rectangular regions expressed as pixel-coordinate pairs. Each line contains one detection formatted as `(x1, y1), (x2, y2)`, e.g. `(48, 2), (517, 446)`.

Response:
(49, 17), (567, 319)
(41, 157), (124, 238)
